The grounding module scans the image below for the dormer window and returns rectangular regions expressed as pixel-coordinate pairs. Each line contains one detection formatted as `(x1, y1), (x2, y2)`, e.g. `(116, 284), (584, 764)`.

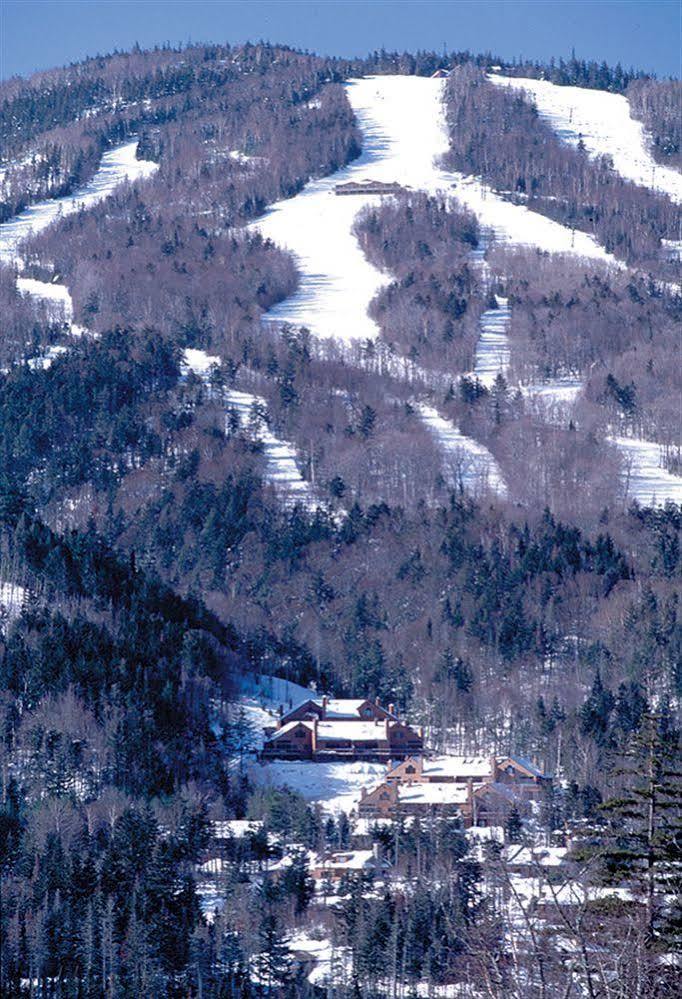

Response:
(406, 764), (416, 774)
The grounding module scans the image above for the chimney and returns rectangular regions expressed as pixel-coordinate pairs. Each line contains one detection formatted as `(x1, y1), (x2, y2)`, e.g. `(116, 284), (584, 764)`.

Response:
(322, 695), (328, 717)
(388, 703), (395, 717)
(311, 718), (318, 754)
(490, 755), (498, 782)
(375, 696), (381, 706)
(360, 786), (367, 800)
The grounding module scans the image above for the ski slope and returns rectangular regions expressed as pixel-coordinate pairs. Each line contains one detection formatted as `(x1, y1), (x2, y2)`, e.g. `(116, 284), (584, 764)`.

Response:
(252, 76), (616, 344)
(182, 349), (317, 509)
(473, 296), (511, 386)
(489, 75), (682, 204)
(0, 141), (158, 263)
(416, 403), (507, 498)
(611, 435), (682, 507)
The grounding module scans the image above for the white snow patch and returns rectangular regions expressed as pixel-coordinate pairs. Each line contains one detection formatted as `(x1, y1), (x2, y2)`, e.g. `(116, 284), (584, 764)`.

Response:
(489, 75), (682, 204)
(0, 142), (158, 263)
(416, 403), (507, 498)
(0, 581), (27, 621)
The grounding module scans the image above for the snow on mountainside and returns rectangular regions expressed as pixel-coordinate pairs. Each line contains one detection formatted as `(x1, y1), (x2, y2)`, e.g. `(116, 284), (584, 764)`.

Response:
(416, 404), (507, 498)
(252, 76), (616, 344)
(182, 350), (318, 509)
(0, 141), (158, 264)
(489, 75), (682, 204)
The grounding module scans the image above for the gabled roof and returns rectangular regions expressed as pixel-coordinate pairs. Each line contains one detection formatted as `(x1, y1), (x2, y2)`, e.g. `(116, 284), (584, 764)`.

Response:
(499, 756), (549, 779)
(316, 849), (389, 871)
(267, 720), (313, 741)
(475, 781), (518, 803)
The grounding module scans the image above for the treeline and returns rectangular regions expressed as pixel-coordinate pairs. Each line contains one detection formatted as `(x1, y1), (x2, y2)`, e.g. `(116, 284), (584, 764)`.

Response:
(502, 51), (646, 93)
(353, 192), (483, 373)
(627, 78), (682, 167)
(442, 65), (679, 273)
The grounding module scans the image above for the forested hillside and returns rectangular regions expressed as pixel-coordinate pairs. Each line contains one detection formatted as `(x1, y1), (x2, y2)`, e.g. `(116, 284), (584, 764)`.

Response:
(0, 37), (680, 999)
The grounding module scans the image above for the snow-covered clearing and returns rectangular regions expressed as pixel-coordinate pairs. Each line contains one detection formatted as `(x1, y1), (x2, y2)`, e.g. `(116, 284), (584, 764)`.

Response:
(182, 349), (317, 509)
(0, 141), (158, 263)
(611, 435), (682, 507)
(416, 403), (507, 498)
(489, 75), (682, 204)
(249, 758), (386, 816)
(252, 76), (616, 345)
(16, 276), (89, 336)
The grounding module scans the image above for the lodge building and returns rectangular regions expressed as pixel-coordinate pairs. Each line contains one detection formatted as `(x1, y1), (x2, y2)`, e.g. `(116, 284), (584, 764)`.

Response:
(358, 754), (551, 827)
(261, 696), (424, 761)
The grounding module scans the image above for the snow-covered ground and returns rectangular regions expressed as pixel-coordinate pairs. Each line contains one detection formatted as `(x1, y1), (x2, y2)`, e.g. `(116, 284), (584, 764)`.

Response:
(416, 403), (507, 498)
(0, 141), (158, 263)
(16, 276), (88, 336)
(473, 296), (511, 386)
(182, 349), (318, 509)
(0, 581), (27, 621)
(252, 76), (616, 344)
(224, 389), (318, 508)
(249, 758), (386, 815)
(489, 75), (682, 204)
(611, 435), (682, 507)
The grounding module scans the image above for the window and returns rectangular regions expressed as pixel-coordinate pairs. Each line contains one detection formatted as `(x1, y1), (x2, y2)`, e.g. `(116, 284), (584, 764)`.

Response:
(361, 705), (373, 717)
(380, 792), (390, 800)
(406, 764), (416, 774)
(294, 729), (306, 739)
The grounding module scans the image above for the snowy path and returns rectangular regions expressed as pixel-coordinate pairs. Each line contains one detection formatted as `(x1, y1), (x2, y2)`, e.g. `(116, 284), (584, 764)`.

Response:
(0, 141), (158, 263)
(416, 403), (507, 498)
(182, 349), (317, 509)
(489, 75), (682, 204)
(252, 76), (616, 345)
(611, 435), (682, 507)
(473, 296), (511, 386)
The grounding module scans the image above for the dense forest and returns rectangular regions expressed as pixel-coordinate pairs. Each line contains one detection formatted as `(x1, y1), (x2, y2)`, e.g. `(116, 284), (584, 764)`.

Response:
(0, 35), (680, 999)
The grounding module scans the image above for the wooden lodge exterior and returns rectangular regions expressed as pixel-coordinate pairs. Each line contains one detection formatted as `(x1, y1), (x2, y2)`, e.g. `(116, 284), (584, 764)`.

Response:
(261, 715), (424, 761)
(358, 754), (551, 826)
(334, 179), (405, 196)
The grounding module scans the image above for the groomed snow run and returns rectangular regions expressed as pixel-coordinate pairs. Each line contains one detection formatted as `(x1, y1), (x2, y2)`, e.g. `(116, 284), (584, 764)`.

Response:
(611, 435), (682, 507)
(252, 76), (616, 343)
(16, 276), (89, 336)
(474, 296), (511, 386)
(489, 75), (682, 204)
(182, 349), (317, 509)
(416, 403), (507, 498)
(0, 141), (158, 263)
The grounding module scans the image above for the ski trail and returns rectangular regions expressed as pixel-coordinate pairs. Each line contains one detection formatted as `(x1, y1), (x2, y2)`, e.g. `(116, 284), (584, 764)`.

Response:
(0, 141), (158, 264)
(416, 403), (507, 498)
(489, 75), (682, 204)
(182, 350), (318, 509)
(610, 435), (682, 507)
(474, 296), (511, 386)
(252, 76), (616, 345)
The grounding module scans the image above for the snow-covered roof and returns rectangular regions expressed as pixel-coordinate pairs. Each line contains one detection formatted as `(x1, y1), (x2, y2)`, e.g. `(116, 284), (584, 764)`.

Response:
(500, 756), (547, 778)
(422, 755), (491, 779)
(317, 720), (388, 741)
(267, 720), (313, 741)
(397, 782), (471, 807)
(316, 849), (388, 871)
(324, 698), (375, 718)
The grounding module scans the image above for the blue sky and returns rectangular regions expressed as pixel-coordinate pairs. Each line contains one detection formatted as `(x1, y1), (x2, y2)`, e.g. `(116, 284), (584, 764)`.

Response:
(1, 1), (680, 80)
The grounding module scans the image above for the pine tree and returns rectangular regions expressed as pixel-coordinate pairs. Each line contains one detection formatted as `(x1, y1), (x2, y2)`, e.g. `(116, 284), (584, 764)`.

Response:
(599, 712), (682, 951)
